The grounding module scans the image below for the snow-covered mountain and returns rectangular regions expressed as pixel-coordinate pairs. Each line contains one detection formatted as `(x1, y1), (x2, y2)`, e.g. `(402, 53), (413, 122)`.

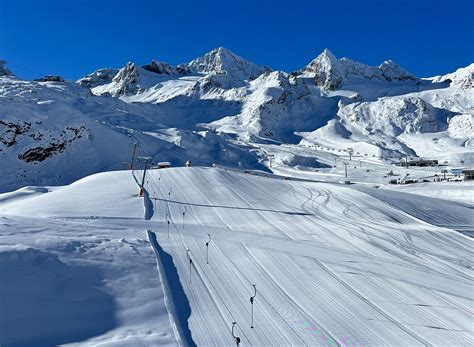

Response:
(185, 46), (270, 79)
(301, 48), (416, 90)
(1, 48), (473, 192)
(430, 63), (474, 91)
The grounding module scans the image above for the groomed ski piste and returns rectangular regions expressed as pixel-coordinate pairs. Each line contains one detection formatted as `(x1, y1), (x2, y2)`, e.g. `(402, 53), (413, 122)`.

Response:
(0, 166), (472, 346)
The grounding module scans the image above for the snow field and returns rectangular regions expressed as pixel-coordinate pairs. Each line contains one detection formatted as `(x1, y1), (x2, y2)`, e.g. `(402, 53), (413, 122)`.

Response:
(141, 167), (473, 346)
(0, 171), (176, 346)
(0, 167), (472, 346)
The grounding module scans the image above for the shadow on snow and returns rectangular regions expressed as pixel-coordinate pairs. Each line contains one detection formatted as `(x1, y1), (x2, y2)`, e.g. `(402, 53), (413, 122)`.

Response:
(0, 248), (116, 347)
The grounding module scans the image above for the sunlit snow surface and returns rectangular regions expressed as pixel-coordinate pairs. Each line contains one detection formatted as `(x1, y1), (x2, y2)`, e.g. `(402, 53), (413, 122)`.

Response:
(0, 172), (176, 346)
(1, 168), (471, 346)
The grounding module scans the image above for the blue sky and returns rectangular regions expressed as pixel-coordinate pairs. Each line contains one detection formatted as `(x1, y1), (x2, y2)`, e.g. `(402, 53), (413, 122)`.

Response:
(1, 0), (472, 80)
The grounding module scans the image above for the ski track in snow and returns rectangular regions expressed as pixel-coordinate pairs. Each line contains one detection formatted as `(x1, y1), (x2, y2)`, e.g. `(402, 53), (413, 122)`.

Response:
(1, 167), (471, 346)
(138, 167), (473, 346)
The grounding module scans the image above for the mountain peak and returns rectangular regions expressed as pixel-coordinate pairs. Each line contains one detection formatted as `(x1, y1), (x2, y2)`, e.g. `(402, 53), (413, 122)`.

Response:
(310, 49), (339, 66)
(108, 61), (139, 95)
(213, 46), (234, 55)
(301, 49), (416, 89)
(302, 49), (343, 89)
(378, 60), (414, 81)
(320, 48), (338, 61)
(113, 62), (137, 83)
(186, 47), (268, 80)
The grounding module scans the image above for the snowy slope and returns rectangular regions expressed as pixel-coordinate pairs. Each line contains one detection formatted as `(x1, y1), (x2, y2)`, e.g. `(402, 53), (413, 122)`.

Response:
(141, 167), (473, 346)
(1, 167), (472, 346)
(0, 171), (177, 346)
(0, 71), (264, 193)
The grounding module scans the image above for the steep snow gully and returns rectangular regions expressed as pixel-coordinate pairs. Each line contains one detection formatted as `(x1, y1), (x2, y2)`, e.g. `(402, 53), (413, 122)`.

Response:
(130, 167), (472, 346)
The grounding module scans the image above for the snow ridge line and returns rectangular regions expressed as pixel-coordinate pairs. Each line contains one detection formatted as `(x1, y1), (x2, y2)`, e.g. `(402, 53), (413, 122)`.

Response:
(146, 230), (196, 347)
(133, 170), (196, 347)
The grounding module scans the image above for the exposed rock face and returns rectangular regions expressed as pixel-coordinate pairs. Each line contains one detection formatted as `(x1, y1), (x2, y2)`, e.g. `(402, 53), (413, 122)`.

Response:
(17, 126), (87, 163)
(111, 62), (139, 96)
(80, 47), (271, 98)
(460, 72), (474, 91)
(0, 120), (32, 147)
(113, 62), (138, 84)
(18, 143), (67, 162)
(77, 68), (119, 88)
(302, 49), (416, 90)
(304, 49), (343, 90)
(142, 60), (178, 74)
(0, 118), (88, 163)
(0, 61), (14, 77)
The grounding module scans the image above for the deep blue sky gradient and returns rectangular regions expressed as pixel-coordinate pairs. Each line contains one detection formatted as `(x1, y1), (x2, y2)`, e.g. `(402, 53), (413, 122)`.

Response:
(1, 0), (472, 80)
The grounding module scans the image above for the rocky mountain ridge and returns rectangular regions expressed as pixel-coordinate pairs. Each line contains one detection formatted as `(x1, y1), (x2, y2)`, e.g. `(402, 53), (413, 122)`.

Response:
(0, 48), (472, 191)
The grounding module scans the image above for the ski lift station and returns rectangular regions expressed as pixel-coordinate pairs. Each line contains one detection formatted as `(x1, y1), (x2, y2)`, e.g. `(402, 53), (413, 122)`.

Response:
(34, 75), (65, 82)
(448, 168), (474, 181)
(462, 169), (474, 181)
(396, 159), (438, 167)
(152, 161), (171, 169)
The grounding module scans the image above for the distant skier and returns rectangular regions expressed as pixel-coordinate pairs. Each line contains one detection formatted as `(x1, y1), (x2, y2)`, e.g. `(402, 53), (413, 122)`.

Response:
(185, 160), (192, 167)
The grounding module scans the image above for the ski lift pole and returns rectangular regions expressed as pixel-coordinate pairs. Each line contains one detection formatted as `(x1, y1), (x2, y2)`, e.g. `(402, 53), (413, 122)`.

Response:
(231, 322), (241, 346)
(187, 249), (192, 283)
(250, 284), (257, 328)
(130, 143), (137, 170)
(138, 157), (152, 189)
(205, 234), (211, 264)
(182, 206), (187, 229)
